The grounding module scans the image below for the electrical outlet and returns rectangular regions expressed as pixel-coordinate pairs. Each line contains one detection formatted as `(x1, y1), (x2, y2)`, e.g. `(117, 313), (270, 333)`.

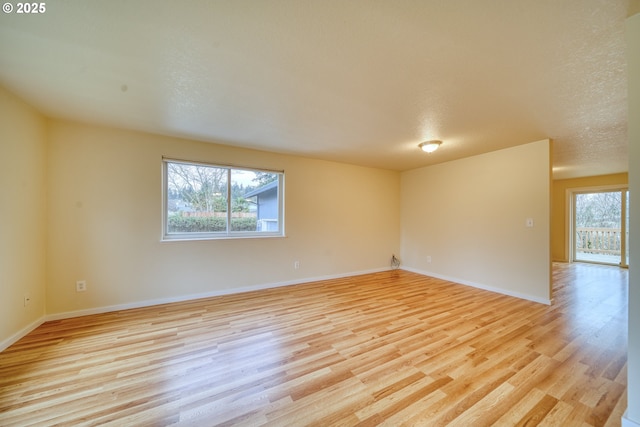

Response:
(23, 294), (30, 307)
(427, 256), (432, 263)
(294, 261), (300, 270)
(76, 280), (87, 292)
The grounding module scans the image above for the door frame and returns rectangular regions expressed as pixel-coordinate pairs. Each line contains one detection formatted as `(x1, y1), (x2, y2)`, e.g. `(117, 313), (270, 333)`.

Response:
(567, 184), (629, 267)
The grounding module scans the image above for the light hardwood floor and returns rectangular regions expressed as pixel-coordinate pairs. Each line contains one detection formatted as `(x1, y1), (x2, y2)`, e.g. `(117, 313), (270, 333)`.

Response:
(0, 263), (628, 426)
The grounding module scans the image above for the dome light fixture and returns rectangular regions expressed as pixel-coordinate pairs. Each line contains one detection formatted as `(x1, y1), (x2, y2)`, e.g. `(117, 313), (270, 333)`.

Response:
(419, 140), (442, 153)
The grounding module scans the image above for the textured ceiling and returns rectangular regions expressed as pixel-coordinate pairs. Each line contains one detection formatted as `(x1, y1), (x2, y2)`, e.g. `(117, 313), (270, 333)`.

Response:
(0, 0), (633, 179)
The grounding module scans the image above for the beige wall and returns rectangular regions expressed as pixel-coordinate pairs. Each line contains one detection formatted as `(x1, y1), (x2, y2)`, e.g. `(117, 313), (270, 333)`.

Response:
(625, 11), (640, 426)
(45, 120), (401, 317)
(551, 173), (628, 262)
(400, 140), (552, 303)
(0, 87), (47, 350)
(0, 84), (602, 372)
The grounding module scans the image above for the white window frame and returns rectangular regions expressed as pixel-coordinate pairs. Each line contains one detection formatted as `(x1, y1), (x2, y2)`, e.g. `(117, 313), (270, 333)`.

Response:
(162, 158), (285, 241)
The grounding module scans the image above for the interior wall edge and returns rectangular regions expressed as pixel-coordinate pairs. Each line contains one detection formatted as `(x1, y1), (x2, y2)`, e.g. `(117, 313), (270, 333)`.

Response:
(0, 316), (45, 353)
(401, 266), (552, 305)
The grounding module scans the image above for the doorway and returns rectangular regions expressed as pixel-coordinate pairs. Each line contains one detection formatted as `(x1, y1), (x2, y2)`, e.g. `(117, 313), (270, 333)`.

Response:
(570, 187), (629, 267)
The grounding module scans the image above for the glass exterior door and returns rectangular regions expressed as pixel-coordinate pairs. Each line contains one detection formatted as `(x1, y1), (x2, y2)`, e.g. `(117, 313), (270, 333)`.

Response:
(573, 189), (629, 267)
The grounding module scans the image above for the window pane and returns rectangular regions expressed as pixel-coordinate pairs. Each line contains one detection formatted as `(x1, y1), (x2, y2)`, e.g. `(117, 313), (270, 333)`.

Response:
(163, 159), (283, 240)
(231, 170), (279, 232)
(166, 162), (228, 233)
(574, 191), (622, 264)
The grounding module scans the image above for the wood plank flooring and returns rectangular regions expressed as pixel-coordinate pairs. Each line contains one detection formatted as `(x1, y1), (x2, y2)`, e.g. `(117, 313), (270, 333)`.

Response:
(0, 263), (628, 426)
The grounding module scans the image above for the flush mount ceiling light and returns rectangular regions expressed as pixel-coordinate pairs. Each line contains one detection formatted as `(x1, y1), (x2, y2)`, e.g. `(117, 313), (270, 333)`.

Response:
(419, 140), (442, 153)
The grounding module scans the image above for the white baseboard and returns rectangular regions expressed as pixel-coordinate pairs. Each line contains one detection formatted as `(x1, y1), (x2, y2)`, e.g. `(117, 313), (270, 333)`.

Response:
(3, 266), (549, 351)
(401, 266), (552, 305)
(0, 315), (45, 352)
(45, 267), (392, 321)
(623, 410), (640, 427)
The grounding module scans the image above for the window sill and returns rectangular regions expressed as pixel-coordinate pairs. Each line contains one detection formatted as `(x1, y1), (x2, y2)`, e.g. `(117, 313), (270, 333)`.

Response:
(161, 233), (286, 242)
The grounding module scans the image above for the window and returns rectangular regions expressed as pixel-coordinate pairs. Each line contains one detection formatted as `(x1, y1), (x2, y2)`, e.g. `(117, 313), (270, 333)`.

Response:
(163, 159), (284, 240)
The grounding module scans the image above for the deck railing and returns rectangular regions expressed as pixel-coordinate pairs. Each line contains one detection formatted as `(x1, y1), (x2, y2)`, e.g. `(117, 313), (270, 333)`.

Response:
(575, 227), (622, 256)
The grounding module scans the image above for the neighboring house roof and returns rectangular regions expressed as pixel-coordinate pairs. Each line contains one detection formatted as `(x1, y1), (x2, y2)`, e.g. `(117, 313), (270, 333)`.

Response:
(244, 181), (278, 198)
(168, 199), (195, 212)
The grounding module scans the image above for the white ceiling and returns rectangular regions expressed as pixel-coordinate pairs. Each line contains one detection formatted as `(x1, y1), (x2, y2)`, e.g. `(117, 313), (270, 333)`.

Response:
(0, 0), (635, 179)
